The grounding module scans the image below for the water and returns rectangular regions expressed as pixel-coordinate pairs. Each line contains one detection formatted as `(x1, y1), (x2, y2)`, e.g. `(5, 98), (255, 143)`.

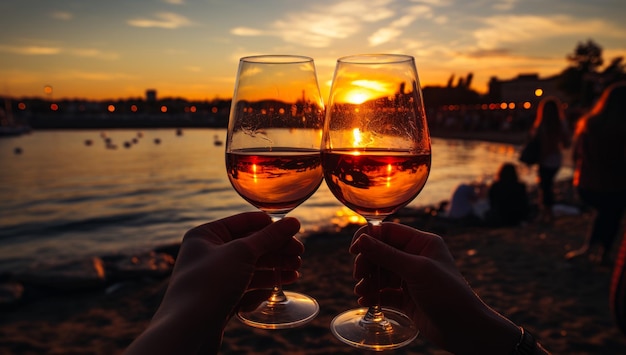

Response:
(0, 128), (572, 273)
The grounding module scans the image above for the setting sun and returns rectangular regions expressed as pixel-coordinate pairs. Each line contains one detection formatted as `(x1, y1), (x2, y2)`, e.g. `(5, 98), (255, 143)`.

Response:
(338, 80), (394, 104)
(344, 91), (370, 104)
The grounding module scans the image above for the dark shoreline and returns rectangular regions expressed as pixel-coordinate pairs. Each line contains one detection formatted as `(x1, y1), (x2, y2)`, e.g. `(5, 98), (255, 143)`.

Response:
(15, 123), (530, 146)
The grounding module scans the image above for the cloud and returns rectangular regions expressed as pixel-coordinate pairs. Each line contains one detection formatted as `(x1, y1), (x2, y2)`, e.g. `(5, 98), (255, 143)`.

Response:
(238, 66), (263, 80)
(70, 48), (120, 60)
(493, 0), (517, 11)
(163, 0), (185, 4)
(369, 28), (404, 46)
(0, 45), (61, 55)
(464, 48), (512, 58)
(368, 5), (433, 46)
(324, 0), (395, 22)
(474, 15), (620, 49)
(231, 27), (264, 36)
(410, 0), (452, 5)
(231, 0), (396, 48)
(66, 71), (136, 81)
(51, 11), (73, 21)
(128, 12), (193, 29)
(272, 15), (358, 48)
(0, 44), (119, 60)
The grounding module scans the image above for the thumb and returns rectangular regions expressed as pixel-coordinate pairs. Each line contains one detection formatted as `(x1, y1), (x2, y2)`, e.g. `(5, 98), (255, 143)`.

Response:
(241, 217), (301, 258)
(353, 234), (417, 278)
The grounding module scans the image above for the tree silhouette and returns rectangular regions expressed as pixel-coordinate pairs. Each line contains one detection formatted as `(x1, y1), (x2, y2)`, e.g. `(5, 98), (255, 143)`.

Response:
(558, 39), (603, 107)
(558, 39), (626, 107)
(567, 39), (603, 72)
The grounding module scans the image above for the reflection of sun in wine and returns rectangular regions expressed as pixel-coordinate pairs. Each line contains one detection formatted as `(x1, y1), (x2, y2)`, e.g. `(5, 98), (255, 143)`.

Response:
(352, 128), (362, 148)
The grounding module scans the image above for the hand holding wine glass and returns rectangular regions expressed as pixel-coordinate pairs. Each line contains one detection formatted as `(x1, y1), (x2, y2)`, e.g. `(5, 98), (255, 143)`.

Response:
(225, 55), (325, 329)
(322, 54), (431, 350)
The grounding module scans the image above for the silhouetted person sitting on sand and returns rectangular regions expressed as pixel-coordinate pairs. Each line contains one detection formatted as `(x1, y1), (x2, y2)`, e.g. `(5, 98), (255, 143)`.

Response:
(485, 163), (530, 227)
(125, 212), (549, 354)
(445, 183), (486, 226)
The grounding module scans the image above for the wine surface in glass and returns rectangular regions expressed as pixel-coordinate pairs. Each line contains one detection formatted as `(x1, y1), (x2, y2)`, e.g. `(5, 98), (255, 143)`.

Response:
(322, 148), (431, 219)
(227, 147), (323, 216)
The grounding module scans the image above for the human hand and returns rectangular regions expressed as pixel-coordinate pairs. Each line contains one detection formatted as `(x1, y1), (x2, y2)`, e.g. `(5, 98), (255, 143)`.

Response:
(349, 223), (520, 355)
(125, 212), (303, 355)
(167, 212), (303, 316)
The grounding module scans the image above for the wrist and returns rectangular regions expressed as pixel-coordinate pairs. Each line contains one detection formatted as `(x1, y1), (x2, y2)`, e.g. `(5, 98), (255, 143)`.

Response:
(510, 326), (550, 355)
(137, 309), (226, 355)
(454, 305), (521, 355)
(510, 327), (535, 355)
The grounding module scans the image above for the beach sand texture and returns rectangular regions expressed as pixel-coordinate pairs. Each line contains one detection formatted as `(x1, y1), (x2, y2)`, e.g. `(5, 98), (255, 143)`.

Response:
(0, 205), (625, 354)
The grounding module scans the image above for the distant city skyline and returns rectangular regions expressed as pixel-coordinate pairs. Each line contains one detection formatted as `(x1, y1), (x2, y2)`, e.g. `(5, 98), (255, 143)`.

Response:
(1, 0), (625, 101)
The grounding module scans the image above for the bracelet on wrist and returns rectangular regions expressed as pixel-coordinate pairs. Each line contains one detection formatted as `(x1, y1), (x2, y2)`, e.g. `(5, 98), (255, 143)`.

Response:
(510, 326), (538, 355)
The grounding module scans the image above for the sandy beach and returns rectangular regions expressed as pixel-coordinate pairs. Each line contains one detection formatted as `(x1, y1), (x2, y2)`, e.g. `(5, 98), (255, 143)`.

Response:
(1, 186), (625, 354)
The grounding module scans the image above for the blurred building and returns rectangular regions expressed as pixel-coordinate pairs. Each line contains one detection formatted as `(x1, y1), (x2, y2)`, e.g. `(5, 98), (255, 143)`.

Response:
(488, 74), (567, 105)
(146, 89), (157, 102)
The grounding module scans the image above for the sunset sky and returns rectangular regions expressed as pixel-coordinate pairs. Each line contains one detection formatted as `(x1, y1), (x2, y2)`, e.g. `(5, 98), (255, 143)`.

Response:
(1, 0), (625, 101)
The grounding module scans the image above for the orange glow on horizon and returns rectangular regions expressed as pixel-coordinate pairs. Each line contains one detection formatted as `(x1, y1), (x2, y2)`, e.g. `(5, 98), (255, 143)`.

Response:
(336, 79), (393, 104)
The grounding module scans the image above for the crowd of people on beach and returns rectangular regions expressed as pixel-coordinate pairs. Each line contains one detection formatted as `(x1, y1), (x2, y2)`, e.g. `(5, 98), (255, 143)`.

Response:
(443, 82), (626, 265)
(443, 95), (572, 228)
(124, 82), (626, 354)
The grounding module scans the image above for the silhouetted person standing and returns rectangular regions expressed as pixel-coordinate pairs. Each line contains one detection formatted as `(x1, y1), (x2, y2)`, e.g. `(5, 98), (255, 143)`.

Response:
(531, 97), (571, 223)
(566, 82), (626, 264)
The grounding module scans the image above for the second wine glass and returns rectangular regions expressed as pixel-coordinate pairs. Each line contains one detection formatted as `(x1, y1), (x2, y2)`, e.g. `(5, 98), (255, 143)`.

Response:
(225, 55), (325, 329)
(322, 54), (432, 350)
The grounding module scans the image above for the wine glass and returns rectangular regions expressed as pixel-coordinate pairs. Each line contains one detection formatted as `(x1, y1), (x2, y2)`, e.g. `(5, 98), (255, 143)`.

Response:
(225, 55), (324, 329)
(322, 54), (431, 350)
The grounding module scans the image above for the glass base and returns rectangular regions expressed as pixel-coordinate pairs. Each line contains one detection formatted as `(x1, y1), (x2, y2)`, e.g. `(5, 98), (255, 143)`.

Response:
(237, 290), (319, 329)
(331, 307), (419, 351)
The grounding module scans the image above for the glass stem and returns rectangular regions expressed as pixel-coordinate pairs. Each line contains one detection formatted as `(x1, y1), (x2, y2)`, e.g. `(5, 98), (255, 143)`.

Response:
(361, 304), (392, 331)
(268, 214), (288, 304)
(364, 219), (388, 326)
(268, 269), (287, 304)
